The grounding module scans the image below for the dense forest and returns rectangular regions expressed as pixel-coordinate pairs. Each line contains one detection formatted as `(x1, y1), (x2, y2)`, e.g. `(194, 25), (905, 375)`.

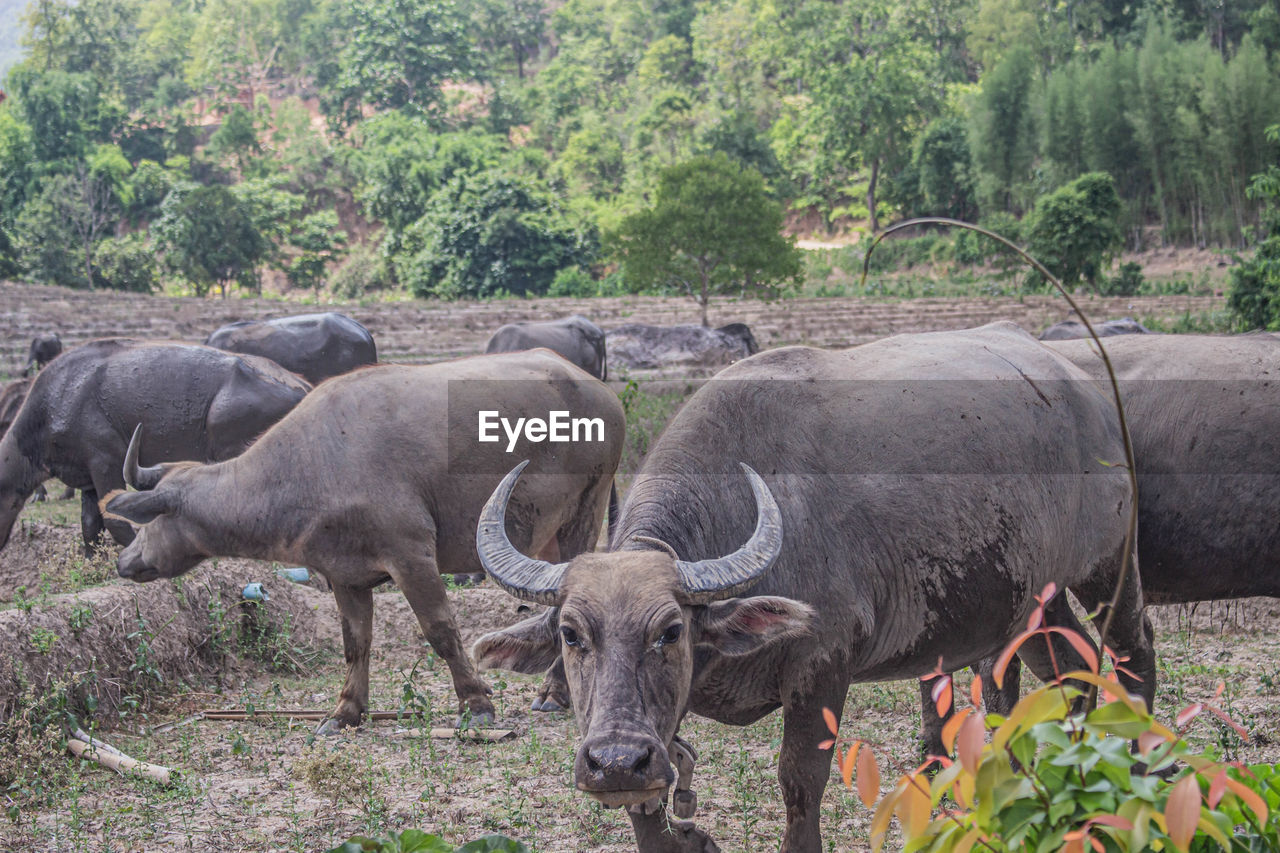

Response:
(2, 0), (1280, 306)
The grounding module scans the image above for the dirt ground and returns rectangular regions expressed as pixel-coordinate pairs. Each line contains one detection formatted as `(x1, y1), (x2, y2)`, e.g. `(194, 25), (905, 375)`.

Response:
(0, 280), (1275, 852)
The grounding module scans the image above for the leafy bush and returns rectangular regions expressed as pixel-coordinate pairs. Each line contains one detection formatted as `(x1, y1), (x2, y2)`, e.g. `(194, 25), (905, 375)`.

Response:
(91, 234), (158, 292)
(1025, 172), (1123, 290)
(327, 831), (530, 853)
(953, 212), (1022, 268)
(1229, 239), (1280, 330)
(547, 265), (597, 296)
(1102, 260), (1146, 297)
(824, 583), (1279, 853)
(330, 241), (395, 298)
(400, 174), (595, 300)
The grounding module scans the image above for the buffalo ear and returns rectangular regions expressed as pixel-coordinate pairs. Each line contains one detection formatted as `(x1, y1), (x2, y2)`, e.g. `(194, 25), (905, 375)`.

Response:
(472, 610), (560, 674)
(102, 489), (175, 526)
(695, 595), (815, 657)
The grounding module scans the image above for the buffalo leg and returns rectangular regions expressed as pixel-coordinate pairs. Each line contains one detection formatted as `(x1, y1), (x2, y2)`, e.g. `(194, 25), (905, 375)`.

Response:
(1072, 561), (1156, 710)
(389, 554), (496, 726)
(321, 583), (374, 733)
(779, 680), (850, 853)
(628, 805), (722, 853)
(79, 489), (105, 554)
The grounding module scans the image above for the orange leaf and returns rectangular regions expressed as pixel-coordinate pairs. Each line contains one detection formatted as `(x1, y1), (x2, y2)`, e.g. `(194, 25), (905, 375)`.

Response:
(1176, 703), (1204, 728)
(822, 707), (839, 737)
(1090, 836), (1105, 853)
(841, 742), (860, 790)
(1214, 681), (1225, 700)
(1027, 606), (1043, 631)
(1062, 836), (1084, 853)
(856, 744), (880, 807)
(1165, 774), (1202, 851)
(1223, 776), (1270, 825)
(818, 738), (835, 751)
(1038, 581), (1057, 604)
(941, 707), (972, 754)
(957, 711), (984, 774)
(992, 627), (1037, 688)
(898, 774), (930, 838)
(970, 674), (983, 708)
(1208, 770), (1228, 808)
(1138, 730), (1169, 757)
(1207, 705), (1250, 739)
(1045, 625), (1100, 673)
(933, 675), (953, 718)
(1089, 815), (1133, 830)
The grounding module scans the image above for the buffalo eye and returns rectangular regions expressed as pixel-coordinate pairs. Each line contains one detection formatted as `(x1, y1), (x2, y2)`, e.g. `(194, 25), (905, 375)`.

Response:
(560, 625), (582, 648)
(655, 623), (683, 648)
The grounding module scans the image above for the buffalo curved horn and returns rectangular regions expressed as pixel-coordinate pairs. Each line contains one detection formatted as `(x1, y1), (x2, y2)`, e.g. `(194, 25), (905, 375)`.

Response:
(476, 460), (568, 606)
(674, 464), (783, 605)
(123, 424), (168, 491)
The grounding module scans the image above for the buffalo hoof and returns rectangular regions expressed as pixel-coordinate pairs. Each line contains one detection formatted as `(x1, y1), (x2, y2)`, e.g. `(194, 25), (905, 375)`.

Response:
(456, 709), (496, 729)
(316, 717), (358, 736)
(531, 694), (567, 712)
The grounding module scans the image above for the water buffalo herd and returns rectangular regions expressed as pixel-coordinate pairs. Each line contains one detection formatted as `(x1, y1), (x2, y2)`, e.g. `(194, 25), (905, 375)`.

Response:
(2, 306), (1277, 852)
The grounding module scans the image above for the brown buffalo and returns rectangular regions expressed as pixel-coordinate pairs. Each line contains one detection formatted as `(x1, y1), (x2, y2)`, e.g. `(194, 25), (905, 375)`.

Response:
(104, 350), (624, 731)
(473, 323), (1153, 852)
(485, 315), (607, 380)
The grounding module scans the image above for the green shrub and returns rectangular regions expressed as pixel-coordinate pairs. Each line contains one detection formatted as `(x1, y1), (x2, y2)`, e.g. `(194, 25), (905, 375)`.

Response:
(825, 583), (1279, 853)
(547, 265), (597, 297)
(1025, 172), (1123, 290)
(1101, 260), (1145, 296)
(1228, 239), (1280, 330)
(92, 234), (158, 292)
(330, 241), (395, 298)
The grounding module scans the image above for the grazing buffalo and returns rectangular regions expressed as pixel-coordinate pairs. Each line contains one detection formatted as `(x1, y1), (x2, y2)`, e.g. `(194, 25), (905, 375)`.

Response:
(0, 339), (310, 554)
(205, 312), (377, 385)
(24, 333), (62, 375)
(606, 323), (760, 373)
(485, 315), (607, 380)
(1039, 316), (1150, 340)
(104, 350), (624, 732)
(473, 323), (1153, 852)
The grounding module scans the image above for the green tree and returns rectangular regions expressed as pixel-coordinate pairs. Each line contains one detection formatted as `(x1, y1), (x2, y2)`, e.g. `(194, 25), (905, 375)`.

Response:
(969, 45), (1038, 214)
(1228, 124), (1280, 330)
(1025, 171), (1123, 290)
(400, 173), (594, 299)
(609, 153), (801, 326)
(153, 183), (269, 297)
(913, 116), (976, 220)
(207, 104), (261, 176)
(286, 210), (347, 295)
(333, 0), (475, 121)
(92, 233), (158, 292)
(13, 174), (89, 287)
(791, 0), (938, 232)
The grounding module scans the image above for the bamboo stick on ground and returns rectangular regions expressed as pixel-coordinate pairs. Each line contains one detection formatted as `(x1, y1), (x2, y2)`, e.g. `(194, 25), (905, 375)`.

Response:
(67, 737), (178, 786)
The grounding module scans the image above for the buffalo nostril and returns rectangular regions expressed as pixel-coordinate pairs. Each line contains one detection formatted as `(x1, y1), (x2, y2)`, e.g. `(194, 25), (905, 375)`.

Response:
(585, 744), (655, 778)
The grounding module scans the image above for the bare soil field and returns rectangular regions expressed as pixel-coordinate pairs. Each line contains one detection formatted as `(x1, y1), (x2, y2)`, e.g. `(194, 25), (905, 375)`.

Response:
(0, 279), (1220, 375)
(0, 282), (1275, 852)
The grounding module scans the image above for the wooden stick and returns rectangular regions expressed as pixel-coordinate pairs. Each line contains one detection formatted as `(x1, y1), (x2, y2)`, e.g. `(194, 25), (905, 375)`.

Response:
(67, 738), (177, 786)
(199, 709), (428, 722)
(394, 727), (517, 742)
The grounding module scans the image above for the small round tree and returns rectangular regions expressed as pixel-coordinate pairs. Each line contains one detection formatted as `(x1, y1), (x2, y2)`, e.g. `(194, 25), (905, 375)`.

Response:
(153, 183), (269, 297)
(1025, 171), (1123, 291)
(610, 153), (802, 327)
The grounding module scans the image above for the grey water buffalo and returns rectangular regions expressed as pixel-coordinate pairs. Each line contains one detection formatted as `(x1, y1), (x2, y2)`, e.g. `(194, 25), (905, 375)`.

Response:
(0, 339), (310, 554)
(1047, 333), (1280, 603)
(606, 322), (760, 372)
(485, 315), (607, 380)
(104, 350), (624, 731)
(205, 312), (377, 385)
(24, 333), (62, 375)
(1039, 316), (1150, 340)
(472, 322), (1153, 852)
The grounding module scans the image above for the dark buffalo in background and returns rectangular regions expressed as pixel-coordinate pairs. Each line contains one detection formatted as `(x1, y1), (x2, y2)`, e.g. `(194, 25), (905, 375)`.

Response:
(24, 333), (62, 375)
(0, 378), (28, 438)
(606, 322), (760, 372)
(485, 315), (607, 380)
(474, 322), (1153, 852)
(0, 339), (311, 554)
(205, 312), (377, 385)
(1038, 316), (1150, 340)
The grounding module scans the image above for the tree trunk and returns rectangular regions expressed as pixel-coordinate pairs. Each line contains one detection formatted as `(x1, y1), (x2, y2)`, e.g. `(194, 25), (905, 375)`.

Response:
(700, 274), (710, 327)
(866, 158), (880, 234)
